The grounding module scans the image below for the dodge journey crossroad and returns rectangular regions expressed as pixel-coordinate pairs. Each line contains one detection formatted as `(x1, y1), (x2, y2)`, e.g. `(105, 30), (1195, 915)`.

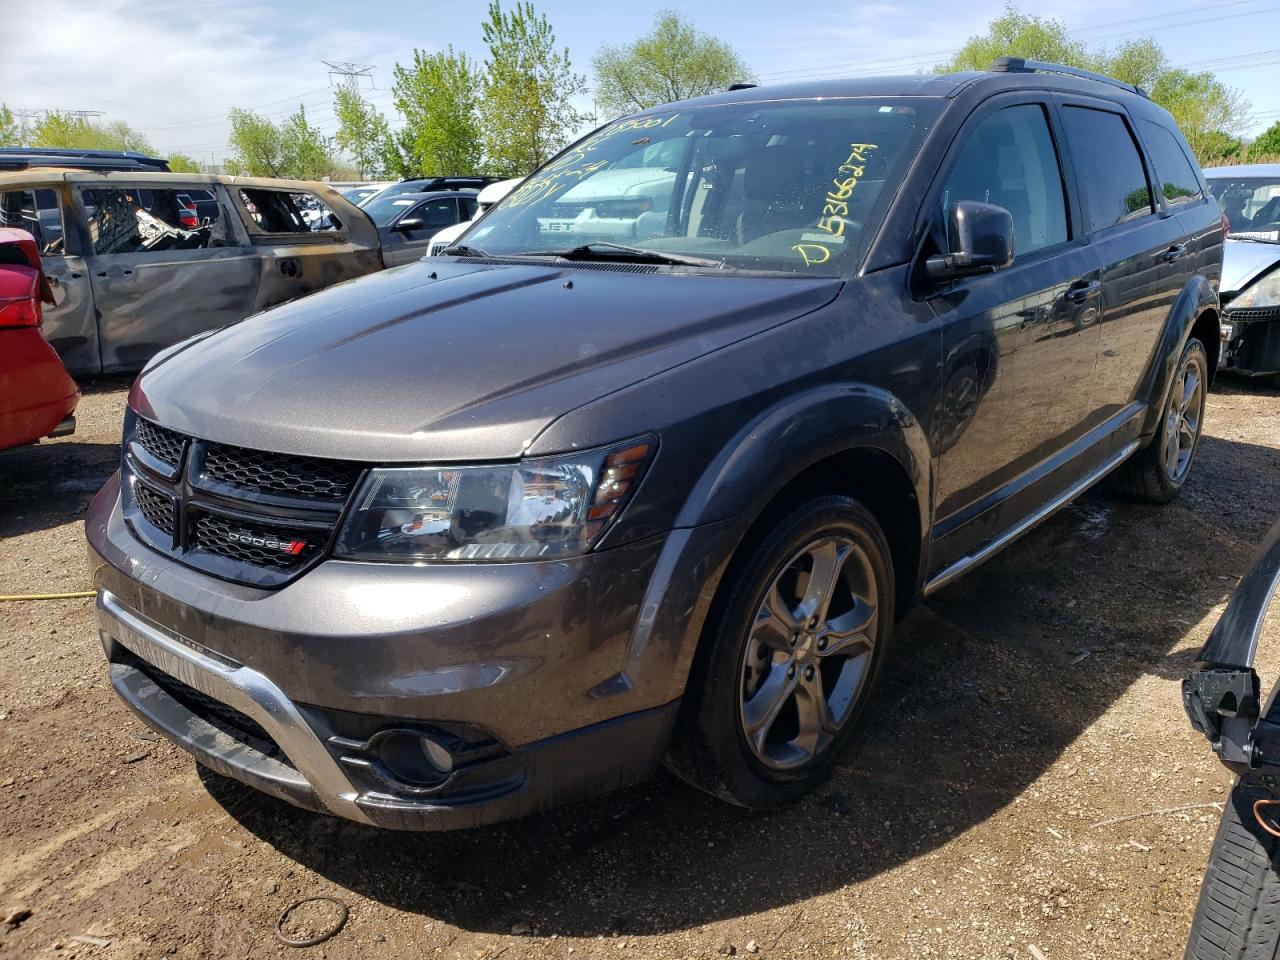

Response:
(88, 59), (1224, 829)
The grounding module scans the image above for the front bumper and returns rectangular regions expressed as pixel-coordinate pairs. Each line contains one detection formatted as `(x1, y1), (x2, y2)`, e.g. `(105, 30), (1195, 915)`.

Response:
(1221, 306), (1280, 375)
(88, 471), (739, 829)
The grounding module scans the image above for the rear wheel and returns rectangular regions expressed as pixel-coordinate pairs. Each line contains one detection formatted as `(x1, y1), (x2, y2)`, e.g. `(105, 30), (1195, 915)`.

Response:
(1185, 779), (1280, 959)
(1110, 337), (1208, 503)
(667, 495), (894, 810)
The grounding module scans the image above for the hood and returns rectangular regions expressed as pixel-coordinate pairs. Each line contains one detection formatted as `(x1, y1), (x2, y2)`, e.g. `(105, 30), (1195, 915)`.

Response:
(1222, 238), (1280, 298)
(132, 260), (840, 462)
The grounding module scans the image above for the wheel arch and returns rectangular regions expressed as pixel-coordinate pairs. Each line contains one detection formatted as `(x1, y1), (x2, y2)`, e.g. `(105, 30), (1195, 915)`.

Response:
(675, 382), (932, 620)
(1140, 274), (1220, 437)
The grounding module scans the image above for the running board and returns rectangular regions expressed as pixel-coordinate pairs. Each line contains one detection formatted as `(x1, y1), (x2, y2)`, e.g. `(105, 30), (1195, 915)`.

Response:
(923, 441), (1139, 596)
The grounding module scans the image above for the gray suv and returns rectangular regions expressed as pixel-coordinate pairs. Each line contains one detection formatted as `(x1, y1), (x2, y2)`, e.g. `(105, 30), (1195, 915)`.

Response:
(88, 60), (1223, 829)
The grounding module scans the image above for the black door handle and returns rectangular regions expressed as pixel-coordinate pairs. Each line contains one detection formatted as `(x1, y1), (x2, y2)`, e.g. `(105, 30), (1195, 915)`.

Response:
(1161, 244), (1188, 263)
(1064, 279), (1101, 304)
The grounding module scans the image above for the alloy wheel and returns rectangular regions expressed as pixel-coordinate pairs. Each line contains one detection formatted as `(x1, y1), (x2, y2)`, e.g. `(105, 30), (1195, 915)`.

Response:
(739, 535), (878, 770)
(1163, 354), (1204, 484)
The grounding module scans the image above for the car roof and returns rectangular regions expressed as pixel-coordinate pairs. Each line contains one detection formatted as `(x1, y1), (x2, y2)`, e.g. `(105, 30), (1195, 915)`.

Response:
(1204, 163), (1280, 178)
(634, 67), (1161, 116)
(383, 190), (479, 201)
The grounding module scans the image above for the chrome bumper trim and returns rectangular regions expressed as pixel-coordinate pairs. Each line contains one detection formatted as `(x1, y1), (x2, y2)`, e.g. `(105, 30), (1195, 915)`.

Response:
(94, 589), (371, 824)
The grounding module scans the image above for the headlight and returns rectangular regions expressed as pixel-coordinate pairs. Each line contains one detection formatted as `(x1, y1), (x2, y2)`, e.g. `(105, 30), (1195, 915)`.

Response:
(334, 439), (654, 562)
(1232, 270), (1280, 309)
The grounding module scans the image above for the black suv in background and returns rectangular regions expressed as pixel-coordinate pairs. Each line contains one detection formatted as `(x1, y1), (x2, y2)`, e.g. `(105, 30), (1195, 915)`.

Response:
(88, 60), (1223, 830)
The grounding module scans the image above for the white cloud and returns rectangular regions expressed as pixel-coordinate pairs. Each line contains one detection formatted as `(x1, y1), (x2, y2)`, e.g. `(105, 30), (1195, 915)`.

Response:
(3, 0), (425, 158)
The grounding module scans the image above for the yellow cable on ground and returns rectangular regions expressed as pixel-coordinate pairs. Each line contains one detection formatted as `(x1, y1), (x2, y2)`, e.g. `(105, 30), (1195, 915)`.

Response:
(0, 591), (96, 602)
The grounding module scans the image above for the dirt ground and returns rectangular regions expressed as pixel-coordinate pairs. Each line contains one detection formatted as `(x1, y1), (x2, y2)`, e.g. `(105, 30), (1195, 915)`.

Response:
(2, 377), (1280, 960)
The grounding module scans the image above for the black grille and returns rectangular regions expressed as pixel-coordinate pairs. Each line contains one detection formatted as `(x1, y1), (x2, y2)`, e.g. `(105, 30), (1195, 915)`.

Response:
(116, 647), (283, 759)
(133, 479), (176, 536)
(193, 513), (319, 569)
(1227, 306), (1280, 324)
(134, 417), (186, 467)
(203, 442), (361, 500)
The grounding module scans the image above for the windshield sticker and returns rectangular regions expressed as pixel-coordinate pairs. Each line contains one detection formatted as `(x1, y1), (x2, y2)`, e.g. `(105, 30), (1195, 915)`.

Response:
(794, 142), (877, 267)
(505, 113), (681, 208)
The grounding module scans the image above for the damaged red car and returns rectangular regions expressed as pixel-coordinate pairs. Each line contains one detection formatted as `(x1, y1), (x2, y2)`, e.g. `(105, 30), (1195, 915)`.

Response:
(0, 227), (78, 450)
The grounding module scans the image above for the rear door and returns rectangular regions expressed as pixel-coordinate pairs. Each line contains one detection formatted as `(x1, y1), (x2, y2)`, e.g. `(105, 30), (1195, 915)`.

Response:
(230, 182), (382, 309)
(0, 184), (99, 375)
(1055, 98), (1189, 419)
(75, 180), (260, 372)
(927, 96), (1102, 567)
(1135, 116), (1223, 303)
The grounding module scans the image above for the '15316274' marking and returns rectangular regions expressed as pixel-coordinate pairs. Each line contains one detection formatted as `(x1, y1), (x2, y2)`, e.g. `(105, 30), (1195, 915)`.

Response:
(793, 142), (877, 267)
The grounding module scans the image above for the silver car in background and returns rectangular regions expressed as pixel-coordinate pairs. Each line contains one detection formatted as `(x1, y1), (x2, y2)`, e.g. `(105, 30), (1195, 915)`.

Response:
(1205, 163), (1280, 374)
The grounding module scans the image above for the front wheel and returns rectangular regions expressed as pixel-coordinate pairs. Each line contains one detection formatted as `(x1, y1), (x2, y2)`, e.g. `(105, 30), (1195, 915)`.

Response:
(1185, 779), (1280, 959)
(666, 495), (895, 810)
(1110, 337), (1209, 503)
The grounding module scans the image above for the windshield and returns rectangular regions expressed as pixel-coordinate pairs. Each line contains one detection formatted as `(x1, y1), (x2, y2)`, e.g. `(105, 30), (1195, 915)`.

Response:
(362, 194), (424, 227)
(467, 99), (941, 275)
(1208, 177), (1280, 239)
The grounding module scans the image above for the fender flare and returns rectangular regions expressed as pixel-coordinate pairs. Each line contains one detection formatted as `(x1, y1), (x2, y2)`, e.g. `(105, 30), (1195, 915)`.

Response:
(673, 381), (932, 540)
(1139, 274), (1219, 438)
(622, 383), (932, 705)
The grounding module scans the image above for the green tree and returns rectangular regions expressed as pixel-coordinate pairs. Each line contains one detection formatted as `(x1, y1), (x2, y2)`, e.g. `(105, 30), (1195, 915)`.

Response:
(592, 10), (753, 117)
(333, 84), (392, 179)
(939, 5), (1250, 164)
(940, 6), (1088, 72)
(1249, 121), (1280, 158)
(165, 152), (202, 173)
(480, 0), (589, 177)
(392, 47), (483, 175)
(0, 105), (22, 146)
(227, 108), (285, 177)
(1151, 69), (1249, 163)
(26, 112), (155, 153)
(279, 105), (334, 180)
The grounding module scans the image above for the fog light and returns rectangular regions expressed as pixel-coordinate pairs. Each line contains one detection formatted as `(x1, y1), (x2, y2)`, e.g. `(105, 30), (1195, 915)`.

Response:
(421, 736), (454, 774)
(377, 730), (455, 787)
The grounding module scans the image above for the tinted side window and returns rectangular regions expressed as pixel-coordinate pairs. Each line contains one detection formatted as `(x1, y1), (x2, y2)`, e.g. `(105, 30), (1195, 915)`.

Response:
(418, 199), (460, 228)
(1061, 107), (1153, 229)
(943, 103), (1069, 256)
(81, 187), (233, 255)
(1137, 119), (1203, 206)
(0, 189), (64, 254)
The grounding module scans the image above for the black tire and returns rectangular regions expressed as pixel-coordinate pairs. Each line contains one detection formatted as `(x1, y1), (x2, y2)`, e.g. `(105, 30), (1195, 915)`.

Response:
(1110, 337), (1209, 503)
(1186, 779), (1280, 959)
(666, 495), (895, 810)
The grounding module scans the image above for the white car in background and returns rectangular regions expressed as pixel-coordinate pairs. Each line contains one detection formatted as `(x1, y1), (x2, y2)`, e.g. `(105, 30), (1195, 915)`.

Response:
(428, 177), (523, 255)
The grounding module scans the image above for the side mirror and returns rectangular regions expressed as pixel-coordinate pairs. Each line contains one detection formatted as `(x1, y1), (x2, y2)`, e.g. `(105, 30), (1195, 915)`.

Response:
(925, 200), (1015, 281)
(395, 217), (425, 232)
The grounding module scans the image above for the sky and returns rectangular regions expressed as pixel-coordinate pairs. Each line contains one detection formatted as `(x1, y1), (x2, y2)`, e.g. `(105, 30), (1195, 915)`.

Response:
(1, 0), (1277, 165)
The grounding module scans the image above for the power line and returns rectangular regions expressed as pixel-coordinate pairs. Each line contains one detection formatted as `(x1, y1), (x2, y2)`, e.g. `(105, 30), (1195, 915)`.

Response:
(754, 2), (1278, 83)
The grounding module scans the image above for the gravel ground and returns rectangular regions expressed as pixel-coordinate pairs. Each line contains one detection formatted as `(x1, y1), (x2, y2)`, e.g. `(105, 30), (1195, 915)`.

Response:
(2, 376), (1280, 960)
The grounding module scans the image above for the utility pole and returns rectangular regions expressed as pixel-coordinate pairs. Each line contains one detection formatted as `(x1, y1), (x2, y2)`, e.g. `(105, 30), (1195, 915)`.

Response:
(322, 61), (376, 89)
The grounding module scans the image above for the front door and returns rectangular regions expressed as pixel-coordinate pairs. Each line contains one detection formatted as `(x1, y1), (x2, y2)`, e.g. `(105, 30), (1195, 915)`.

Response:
(75, 182), (260, 372)
(383, 197), (470, 267)
(926, 98), (1102, 569)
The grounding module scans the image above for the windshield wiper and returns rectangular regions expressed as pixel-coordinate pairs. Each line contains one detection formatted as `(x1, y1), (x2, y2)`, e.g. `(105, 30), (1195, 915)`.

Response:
(545, 241), (725, 269)
(441, 244), (490, 258)
(1228, 233), (1280, 244)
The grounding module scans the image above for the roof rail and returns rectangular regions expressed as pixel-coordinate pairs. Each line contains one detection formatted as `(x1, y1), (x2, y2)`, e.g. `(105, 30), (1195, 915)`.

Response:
(987, 57), (1149, 99)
